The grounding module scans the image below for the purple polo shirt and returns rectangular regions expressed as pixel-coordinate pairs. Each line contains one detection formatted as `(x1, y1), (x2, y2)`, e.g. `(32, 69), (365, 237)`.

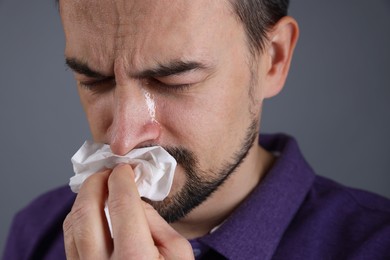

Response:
(3, 134), (390, 259)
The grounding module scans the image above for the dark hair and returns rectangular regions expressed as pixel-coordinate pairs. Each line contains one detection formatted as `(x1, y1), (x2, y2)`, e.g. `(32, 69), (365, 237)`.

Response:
(56, 0), (289, 54)
(229, 0), (290, 55)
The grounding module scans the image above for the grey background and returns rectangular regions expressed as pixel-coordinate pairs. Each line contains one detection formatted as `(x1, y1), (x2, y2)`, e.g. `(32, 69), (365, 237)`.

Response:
(1, 0), (389, 254)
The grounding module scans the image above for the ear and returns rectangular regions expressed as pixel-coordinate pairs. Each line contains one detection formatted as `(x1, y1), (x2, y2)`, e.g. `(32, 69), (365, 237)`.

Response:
(263, 16), (299, 98)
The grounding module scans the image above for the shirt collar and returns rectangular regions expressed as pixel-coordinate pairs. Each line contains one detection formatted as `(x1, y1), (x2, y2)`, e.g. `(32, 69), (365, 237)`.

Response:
(198, 134), (316, 259)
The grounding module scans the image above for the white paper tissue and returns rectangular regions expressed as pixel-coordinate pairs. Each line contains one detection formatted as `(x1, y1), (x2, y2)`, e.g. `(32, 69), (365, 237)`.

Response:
(70, 141), (176, 236)
(70, 140), (177, 201)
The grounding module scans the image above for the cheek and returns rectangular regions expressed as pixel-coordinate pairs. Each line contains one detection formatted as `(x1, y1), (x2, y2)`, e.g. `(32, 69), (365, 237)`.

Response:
(156, 77), (252, 166)
(155, 94), (202, 145)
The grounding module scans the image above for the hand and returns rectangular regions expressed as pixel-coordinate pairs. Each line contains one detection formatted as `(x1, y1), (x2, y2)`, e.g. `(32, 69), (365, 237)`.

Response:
(63, 164), (194, 259)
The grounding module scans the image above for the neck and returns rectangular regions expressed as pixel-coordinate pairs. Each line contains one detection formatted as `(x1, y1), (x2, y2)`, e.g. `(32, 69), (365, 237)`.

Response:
(170, 142), (275, 239)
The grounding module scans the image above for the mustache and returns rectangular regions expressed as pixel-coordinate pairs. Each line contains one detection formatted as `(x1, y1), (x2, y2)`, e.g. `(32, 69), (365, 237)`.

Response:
(163, 146), (197, 167)
(144, 145), (200, 177)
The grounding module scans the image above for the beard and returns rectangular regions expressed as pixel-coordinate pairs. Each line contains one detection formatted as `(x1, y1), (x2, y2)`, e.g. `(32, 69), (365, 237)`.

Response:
(144, 118), (259, 223)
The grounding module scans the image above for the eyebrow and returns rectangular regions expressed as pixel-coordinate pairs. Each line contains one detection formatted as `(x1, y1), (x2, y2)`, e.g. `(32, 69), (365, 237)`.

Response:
(65, 58), (108, 79)
(136, 60), (210, 78)
(65, 58), (211, 79)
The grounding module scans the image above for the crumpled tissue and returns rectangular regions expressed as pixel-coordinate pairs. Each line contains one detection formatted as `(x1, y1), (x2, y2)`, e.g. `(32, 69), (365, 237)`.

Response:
(69, 141), (177, 236)
(70, 140), (177, 201)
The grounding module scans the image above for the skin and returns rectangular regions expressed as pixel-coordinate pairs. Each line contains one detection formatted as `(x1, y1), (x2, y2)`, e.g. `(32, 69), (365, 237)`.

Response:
(60, 0), (299, 258)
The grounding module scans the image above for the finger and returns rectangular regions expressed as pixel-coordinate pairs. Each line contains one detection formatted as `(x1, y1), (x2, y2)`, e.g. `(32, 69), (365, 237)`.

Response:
(63, 213), (79, 260)
(107, 164), (160, 259)
(143, 202), (194, 260)
(68, 170), (113, 259)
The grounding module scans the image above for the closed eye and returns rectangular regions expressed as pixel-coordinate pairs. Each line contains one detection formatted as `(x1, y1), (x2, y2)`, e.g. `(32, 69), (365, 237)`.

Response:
(79, 77), (116, 94)
(147, 78), (193, 93)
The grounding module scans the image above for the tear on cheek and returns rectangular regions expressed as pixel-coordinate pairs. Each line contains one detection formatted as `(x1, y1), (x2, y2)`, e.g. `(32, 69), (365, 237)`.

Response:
(143, 89), (158, 124)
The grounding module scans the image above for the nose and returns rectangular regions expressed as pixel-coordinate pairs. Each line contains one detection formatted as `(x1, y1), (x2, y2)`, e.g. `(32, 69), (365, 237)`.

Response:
(107, 83), (161, 155)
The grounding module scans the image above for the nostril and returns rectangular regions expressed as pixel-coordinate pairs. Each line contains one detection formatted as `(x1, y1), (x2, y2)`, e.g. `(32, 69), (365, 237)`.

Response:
(109, 142), (131, 156)
(107, 125), (137, 156)
(108, 121), (162, 155)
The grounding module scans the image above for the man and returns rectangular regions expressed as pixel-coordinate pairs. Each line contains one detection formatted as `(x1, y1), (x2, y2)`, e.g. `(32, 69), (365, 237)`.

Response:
(3, 0), (390, 259)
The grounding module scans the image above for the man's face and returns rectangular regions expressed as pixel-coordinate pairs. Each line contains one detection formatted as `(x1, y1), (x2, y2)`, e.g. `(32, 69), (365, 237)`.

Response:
(61, 0), (269, 222)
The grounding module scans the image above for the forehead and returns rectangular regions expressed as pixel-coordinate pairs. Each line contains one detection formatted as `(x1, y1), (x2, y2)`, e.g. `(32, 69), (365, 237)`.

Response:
(60, 0), (242, 73)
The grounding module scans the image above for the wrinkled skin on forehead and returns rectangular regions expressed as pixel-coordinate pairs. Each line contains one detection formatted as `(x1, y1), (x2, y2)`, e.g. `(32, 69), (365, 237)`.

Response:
(62, 1), (238, 79)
